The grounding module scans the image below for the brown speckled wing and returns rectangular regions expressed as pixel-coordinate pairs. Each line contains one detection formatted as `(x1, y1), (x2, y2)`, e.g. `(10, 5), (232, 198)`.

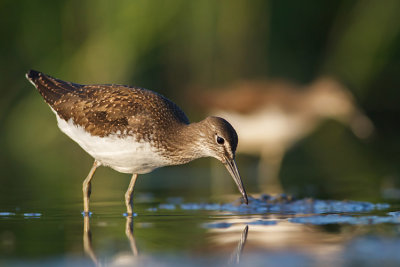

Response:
(27, 70), (189, 139)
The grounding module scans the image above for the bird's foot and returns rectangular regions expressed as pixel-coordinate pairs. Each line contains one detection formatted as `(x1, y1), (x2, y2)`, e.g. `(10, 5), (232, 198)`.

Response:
(123, 212), (137, 217)
(81, 211), (93, 217)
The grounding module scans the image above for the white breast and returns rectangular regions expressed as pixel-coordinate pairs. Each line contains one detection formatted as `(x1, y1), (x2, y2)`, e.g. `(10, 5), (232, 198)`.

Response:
(56, 115), (170, 174)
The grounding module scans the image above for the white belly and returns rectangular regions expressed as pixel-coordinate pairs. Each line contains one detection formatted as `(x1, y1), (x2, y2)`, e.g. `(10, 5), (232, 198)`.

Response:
(56, 115), (170, 174)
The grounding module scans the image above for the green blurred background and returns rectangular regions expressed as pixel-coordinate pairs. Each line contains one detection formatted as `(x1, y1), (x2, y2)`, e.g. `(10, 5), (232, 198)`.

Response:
(1, 0), (400, 210)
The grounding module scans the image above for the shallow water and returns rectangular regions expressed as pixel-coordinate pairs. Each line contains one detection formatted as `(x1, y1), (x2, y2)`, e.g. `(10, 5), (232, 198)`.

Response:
(1, 191), (400, 267)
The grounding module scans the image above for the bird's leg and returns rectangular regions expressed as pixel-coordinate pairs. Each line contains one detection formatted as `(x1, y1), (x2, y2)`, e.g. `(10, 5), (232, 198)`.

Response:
(82, 160), (100, 215)
(125, 174), (138, 216)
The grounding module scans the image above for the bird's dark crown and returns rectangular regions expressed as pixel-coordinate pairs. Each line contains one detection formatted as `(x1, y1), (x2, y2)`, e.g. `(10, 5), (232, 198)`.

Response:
(203, 116), (238, 154)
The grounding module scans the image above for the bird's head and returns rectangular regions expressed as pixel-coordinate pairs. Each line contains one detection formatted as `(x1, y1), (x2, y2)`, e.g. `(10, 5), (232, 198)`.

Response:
(198, 116), (248, 204)
(308, 77), (374, 139)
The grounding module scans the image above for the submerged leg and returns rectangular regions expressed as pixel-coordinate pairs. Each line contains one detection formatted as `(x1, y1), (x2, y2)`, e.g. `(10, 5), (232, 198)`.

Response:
(125, 174), (138, 216)
(82, 160), (100, 215)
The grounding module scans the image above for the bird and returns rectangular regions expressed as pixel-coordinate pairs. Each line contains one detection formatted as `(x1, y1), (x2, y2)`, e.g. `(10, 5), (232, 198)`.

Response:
(26, 70), (248, 216)
(193, 77), (374, 193)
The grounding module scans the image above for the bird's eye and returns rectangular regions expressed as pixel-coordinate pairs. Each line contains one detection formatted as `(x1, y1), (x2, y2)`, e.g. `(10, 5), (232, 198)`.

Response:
(216, 136), (225, 145)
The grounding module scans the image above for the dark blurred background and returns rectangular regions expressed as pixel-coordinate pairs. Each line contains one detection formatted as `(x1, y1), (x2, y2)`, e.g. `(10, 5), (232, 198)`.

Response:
(1, 0), (400, 208)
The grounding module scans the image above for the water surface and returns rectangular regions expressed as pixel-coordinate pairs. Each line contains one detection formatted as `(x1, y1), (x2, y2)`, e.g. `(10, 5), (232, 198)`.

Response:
(1, 191), (400, 267)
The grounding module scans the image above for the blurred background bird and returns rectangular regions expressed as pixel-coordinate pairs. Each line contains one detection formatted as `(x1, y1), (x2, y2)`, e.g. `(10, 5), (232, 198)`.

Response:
(1, 0), (400, 206)
(192, 77), (374, 194)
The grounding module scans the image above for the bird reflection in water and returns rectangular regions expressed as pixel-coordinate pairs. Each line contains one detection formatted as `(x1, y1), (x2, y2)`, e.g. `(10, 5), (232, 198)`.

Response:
(83, 217), (248, 265)
(125, 217), (139, 257)
(83, 216), (138, 266)
(83, 216), (98, 266)
(229, 225), (249, 264)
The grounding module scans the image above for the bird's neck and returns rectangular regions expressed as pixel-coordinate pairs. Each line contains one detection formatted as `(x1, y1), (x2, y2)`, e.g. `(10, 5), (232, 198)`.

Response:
(162, 121), (211, 164)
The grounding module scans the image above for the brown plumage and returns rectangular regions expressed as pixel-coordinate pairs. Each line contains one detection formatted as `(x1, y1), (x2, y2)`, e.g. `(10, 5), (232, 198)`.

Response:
(26, 70), (189, 139)
(26, 70), (248, 215)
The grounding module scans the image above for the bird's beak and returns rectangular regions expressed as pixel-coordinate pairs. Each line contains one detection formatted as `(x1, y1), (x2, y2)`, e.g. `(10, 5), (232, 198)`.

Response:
(224, 157), (248, 205)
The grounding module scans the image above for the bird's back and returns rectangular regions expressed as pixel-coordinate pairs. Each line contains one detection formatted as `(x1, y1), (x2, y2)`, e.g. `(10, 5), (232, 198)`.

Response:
(26, 70), (189, 139)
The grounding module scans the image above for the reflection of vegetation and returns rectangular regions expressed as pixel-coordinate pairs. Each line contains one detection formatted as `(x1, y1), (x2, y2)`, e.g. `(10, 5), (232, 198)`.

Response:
(0, 0), (400, 212)
(134, 215), (208, 252)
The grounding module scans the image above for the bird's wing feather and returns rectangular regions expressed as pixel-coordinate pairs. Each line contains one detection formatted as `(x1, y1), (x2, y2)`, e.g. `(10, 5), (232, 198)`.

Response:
(26, 70), (84, 105)
(27, 70), (189, 137)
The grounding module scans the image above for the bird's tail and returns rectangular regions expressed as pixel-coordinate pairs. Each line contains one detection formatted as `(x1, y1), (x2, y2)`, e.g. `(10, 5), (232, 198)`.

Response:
(26, 70), (82, 106)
